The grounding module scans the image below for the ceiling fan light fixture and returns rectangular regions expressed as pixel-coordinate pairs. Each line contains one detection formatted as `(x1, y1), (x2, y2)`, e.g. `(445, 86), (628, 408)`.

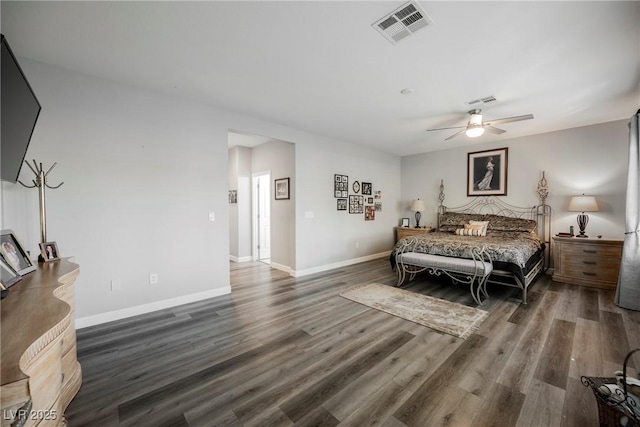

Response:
(465, 126), (485, 138)
(469, 112), (483, 126)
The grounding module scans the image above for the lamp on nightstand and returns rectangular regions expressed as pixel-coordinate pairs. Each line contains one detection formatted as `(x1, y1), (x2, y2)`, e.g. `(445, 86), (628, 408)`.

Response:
(568, 194), (599, 238)
(410, 198), (426, 228)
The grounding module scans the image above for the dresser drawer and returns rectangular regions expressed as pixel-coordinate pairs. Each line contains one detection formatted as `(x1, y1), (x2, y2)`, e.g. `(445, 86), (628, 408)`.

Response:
(559, 255), (621, 282)
(560, 243), (622, 258)
(560, 253), (621, 270)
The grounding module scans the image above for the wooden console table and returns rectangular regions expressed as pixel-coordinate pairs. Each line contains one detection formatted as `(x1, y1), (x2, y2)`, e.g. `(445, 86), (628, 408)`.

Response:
(1, 259), (81, 427)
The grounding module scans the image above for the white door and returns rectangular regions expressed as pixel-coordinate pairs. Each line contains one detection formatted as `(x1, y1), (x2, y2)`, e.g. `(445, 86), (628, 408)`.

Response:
(253, 173), (271, 261)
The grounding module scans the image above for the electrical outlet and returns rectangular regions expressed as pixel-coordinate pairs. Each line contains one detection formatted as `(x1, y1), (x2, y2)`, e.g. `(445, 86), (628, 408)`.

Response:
(149, 273), (158, 285)
(111, 279), (122, 291)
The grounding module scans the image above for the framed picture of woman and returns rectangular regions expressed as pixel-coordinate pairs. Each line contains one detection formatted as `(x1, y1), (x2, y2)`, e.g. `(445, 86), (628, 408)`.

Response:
(467, 147), (508, 196)
(39, 241), (60, 262)
(0, 256), (21, 289)
(0, 229), (36, 275)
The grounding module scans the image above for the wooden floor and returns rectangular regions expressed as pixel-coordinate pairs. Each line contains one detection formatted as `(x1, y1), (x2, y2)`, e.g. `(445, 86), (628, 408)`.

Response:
(66, 258), (640, 427)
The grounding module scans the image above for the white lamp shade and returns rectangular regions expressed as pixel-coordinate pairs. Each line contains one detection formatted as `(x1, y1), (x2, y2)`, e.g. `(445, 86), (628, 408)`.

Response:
(411, 199), (426, 212)
(568, 195), (599, 212)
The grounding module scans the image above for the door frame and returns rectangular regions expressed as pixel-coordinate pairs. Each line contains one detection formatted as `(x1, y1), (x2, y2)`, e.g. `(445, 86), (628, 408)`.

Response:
(252, 171), (271, 262)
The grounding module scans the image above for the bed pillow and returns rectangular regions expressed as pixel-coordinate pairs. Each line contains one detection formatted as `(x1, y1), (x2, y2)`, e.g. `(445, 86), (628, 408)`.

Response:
(484, 214), (537, 233)
(439, 212), (486, 232)
(455, 225), (484, 236)
(468, 220), (489, 236)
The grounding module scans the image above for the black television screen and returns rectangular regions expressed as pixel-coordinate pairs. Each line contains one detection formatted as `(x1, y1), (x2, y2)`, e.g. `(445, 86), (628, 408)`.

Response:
(1, 34), (41, 183)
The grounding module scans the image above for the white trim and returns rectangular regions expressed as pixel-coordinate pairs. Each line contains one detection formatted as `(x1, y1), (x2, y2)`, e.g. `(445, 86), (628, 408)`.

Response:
(270, 261), (292, 275)
(229, 255), (253, 263)
(291, 251), (391, 277)
(75, 286), (231, 329)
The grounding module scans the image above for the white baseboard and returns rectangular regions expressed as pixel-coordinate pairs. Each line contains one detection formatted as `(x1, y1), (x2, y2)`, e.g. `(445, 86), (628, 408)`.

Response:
(75, 286), (231, 329)
(292, 251), (391, 277)
(229, 255), (253, 263)
(270, 261), (292, 275)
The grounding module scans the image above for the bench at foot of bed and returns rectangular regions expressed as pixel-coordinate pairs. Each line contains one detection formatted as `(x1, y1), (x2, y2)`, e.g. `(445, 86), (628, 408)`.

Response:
(395, 245), (493, 305)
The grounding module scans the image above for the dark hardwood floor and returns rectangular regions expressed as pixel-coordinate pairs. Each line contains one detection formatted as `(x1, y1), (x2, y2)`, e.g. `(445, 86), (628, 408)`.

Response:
(66, 258), (640, 426)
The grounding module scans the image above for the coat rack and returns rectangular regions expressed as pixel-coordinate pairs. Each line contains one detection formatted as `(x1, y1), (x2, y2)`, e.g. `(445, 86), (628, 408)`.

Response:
(18, 160), (64, 245)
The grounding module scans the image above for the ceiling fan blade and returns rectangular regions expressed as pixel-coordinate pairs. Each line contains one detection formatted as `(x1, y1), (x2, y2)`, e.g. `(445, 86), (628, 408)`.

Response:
(484, 126), (506, 135)
(427, 125), (467, 132)
(485, 114), (534, 126)
(445, 129), (467, 140)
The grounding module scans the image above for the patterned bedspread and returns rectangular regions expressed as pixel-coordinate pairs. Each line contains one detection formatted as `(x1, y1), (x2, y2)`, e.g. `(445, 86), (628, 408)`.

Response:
(392, 231), (544, 270)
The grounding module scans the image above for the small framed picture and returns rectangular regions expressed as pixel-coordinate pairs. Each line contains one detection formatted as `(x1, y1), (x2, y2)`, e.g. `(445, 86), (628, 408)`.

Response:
(275, 177), (290, 200)
(362, 182), (372, 195)
(0, 229), (36, 275)
(334, 174), (348, 198)
(337, 198), (347, 211)
(39, 241), (60, 262)
(228, 190), (237, 204)
(401, 218), (410, 227)
(0, 255), (21, 289)
(365, 205), (375, 221)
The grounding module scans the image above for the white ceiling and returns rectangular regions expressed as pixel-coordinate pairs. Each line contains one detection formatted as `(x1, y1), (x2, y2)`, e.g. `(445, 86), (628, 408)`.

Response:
(2, 1), (639, 156)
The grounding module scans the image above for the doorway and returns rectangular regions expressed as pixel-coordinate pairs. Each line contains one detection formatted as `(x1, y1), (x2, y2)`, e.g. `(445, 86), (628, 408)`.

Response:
(253, 172), (271, 263)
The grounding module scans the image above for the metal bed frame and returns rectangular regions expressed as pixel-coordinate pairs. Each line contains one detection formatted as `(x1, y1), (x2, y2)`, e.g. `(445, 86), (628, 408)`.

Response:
(435, 172), (551, 304)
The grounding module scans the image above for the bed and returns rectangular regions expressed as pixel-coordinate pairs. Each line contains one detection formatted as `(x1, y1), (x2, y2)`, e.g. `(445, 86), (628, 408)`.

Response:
(392, 175), (551, 304)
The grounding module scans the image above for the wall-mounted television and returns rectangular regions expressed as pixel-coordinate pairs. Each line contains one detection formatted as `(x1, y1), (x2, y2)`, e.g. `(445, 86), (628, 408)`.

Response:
(1, 34), (41, 183)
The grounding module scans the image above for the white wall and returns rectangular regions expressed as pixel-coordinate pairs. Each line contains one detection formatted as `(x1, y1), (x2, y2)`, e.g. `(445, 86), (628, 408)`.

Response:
(228, 145), (252, 261)
(251, 140), (295, 271)
(1, 58), (232, 323)
(1, 59), (403, 324)
(401, 119), (629, 239)
(294, 138), (402, 274)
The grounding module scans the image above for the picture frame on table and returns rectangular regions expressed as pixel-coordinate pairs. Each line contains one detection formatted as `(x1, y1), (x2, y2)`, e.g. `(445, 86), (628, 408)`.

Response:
(401, 218), (410, 227)
(0, 255), (21, 289)
(274, 177), (290, 200)
(0, 229), (36, 275)
(468, 147), (508, 196)
(39, 241), (60, 262)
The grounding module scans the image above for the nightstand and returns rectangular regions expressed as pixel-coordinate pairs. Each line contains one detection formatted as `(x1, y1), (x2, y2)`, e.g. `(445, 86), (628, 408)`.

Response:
(395, 226), (435, 243)
(552, 236), (623, 289)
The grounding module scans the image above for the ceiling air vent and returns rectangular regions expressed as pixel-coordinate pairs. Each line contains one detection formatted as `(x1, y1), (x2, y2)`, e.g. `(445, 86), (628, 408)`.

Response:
(372, 1), (433, 45)
(465, 96), (498, 107)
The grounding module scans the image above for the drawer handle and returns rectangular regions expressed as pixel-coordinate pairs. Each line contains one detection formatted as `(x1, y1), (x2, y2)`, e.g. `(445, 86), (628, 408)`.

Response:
(583, 250), (597, 254)
(583, 272), (596, 276)
(582, 261), (596, 265)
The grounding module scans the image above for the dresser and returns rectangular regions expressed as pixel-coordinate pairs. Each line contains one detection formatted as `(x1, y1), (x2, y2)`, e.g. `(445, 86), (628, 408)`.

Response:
(395, 226), (435, 243)
(552, 237), (623, 289)
(1, 259), (81, 427)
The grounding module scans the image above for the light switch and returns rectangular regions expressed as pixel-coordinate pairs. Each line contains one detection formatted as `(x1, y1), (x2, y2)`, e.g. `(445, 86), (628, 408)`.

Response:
(209, 211), (215, 222)
(304, 211), (314, 219)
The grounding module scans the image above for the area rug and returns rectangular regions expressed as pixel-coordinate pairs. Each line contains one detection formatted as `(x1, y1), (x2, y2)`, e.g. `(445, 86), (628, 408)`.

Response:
(340, 283), (488, 339)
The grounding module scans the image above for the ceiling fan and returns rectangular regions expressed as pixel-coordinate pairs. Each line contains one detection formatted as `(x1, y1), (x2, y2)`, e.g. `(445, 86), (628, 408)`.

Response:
(427, 109), (534, 141)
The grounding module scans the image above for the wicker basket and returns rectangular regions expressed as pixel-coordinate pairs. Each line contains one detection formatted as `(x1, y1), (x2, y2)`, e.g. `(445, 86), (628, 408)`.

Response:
(582, 349), (640, 427)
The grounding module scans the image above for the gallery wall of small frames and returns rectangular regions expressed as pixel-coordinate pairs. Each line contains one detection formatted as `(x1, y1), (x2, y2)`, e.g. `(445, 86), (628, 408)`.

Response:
(334, 174), (381, 221)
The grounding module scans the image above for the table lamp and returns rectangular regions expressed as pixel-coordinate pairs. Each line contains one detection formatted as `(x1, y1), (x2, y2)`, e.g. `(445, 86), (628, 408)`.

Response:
(410, 199), (426, 228)
(568, 194), (599, 238)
